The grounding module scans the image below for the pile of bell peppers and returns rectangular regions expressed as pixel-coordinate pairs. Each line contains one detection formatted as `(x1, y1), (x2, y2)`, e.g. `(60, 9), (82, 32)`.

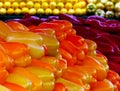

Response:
(10, 14), (120, 75)
(0, 18), (120, 91)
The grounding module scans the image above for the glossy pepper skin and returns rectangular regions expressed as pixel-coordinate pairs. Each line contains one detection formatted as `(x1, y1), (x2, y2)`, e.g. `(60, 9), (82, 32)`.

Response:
(0, 21), (13, 39)
(56, 78), (84, 91)
(3, 82), (28, 91)
(11, 67), (43, 91)
(6, 21), (29, 32)
(5, 32), (45, 58)
(26, 67), (55, 91)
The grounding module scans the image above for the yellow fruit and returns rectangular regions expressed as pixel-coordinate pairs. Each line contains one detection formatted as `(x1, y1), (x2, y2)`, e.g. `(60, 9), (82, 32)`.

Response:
(65, 2), (72, 9)
(4, 1), (11, 9)
(0, 8), (6, 15)
(68, 9), (74, 15)
(41, 2), (49, 9)
(75, 8), (82, 15)
(79, 1), (87, 8)
(73, 2), (82, 9)
(49, 1), (56, 9)
(45, 8), (52, 15)
(14, 8), (21, 15)
(0, 2), (3, 8)
(29, 8), (36, 15)
(11, 1), (19, 8)
(7, 8), (14, 14)
(37, 8), (44, 14)
(81, 8), (87, 15)
(34, 2), (41, 9)
(60, 8), (67, 14)
(53, 8), (60, 15)
(19, 2), (26, 8)
(26, 1), (34, 8)
(56, 2), (64, 9)
(21, 7), (29, 14)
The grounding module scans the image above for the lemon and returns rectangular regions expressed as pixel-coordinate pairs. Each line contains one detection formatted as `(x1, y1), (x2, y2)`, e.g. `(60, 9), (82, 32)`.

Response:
(26, 1), (34, 8)
(65, 2), (72, 9)
(14, 8), (21, 15)
(12, 1), (19, 8)
(21, 7), (29, 14)
(37, 8), (44, 14)
(75, 8), (82, 15)
(19, 2), (26, 8)
(29, 8), (36, 15)
(41, 2), (49, 9)
(79, 1), (87, 8)
(34, 2), (41, 9)
(45, 8), (52, 15)
(49, 1), (56, 9)
(4, 1), (11, 9)
(68, 9), (74, 14)
(7, 8), (14, 14)
(0, 8), (6, 15)
(73, 2), (82, 9)
(0, 2), (3, 8)
(56, 2), (64, 9)
(81, 8), (87, 15)
(60, 8), (67, 14)
(53, 8), (60, 15)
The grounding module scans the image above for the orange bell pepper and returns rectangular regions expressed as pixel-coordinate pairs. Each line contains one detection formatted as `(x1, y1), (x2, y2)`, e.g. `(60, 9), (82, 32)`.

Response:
(0, 21), (12, 39)
(90, 79), (114, 91)
(93, 53), (109, 72)
(28, 58), (57, 74)
(0, 67), (8, 84)
(58, 58), (67, 70)
(60, 40), (79, 54)
(6, 21), (29, 32)
(82, 55), (107, 81)
(0, 48), (14, 72)
(11, 67), (43, 91)
(53, 83), (68, 91)
(3, 82), (27, 91)
(14, 54), (31, 67)
(58, 48), (75, 66)
(0, 42), (29, 59)
(69, 65), (97, 81)
(62, 67), (91, 91)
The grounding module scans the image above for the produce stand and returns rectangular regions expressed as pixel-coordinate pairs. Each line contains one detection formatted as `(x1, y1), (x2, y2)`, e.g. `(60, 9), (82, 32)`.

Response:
(0, 0), (120, 91)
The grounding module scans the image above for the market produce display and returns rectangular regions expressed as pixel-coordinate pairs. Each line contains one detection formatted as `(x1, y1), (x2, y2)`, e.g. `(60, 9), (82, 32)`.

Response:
(0, 15), (120, 91)
(0, 0), (120, 18)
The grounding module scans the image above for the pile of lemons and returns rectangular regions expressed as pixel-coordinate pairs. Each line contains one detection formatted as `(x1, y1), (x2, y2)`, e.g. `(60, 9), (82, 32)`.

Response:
(0, 0), (87, 15)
